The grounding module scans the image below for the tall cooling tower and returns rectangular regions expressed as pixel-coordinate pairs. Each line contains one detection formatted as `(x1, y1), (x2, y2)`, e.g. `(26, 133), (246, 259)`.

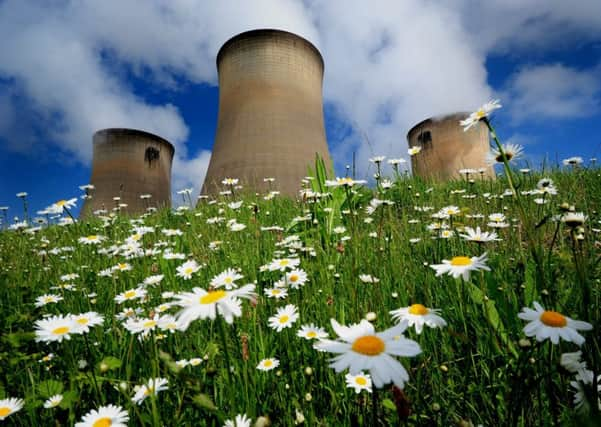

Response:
(80, 128), (174, 217)
(407, 113), (495, 181)
(201, 29), (332, 197)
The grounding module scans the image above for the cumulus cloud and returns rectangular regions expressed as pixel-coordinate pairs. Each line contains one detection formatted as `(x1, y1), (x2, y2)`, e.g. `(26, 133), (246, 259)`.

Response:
(504, 63), (601, 121)
(0, 0), (600, 190)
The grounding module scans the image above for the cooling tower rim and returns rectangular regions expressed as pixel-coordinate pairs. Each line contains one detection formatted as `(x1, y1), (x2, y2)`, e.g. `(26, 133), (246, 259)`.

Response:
(93, 128), (175, 156)
(216, 28), (324, 72)
(406, 112), (472, 139)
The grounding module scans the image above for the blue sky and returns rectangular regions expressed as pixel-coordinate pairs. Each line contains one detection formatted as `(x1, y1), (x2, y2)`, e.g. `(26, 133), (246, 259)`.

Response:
(0, 1), (600, 220)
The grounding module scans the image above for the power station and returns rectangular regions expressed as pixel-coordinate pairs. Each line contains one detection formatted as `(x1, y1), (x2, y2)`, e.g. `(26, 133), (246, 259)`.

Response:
(200, 29), (332, 197)
(406, 113), (495, 181)
(80, 128), (174, 217)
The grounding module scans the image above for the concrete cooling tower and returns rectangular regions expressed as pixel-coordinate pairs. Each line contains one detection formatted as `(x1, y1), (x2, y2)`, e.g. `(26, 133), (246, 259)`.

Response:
(80, 128), (174, 217)
(201, 29), (332, 197)
(407, 113), (495, 181)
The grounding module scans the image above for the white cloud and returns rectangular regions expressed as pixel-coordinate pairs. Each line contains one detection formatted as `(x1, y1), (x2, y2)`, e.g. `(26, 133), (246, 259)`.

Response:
(505, 63), (601, 121)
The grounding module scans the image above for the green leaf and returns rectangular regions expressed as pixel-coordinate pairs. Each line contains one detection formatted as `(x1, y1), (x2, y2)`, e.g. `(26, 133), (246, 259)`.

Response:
(97, 356), (122, 372)
(37, 379), (64, 398)
(382, 398), (396, 411)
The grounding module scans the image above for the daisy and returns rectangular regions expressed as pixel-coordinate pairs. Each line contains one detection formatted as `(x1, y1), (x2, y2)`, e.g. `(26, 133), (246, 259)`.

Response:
(359, 274), (380, 284)
(563, 156), (583, 166)
(71, 312), (104, 333)
(408, 146), (422, 156)
(123, 314), (167, 338)
(43, 394), (63, 408)
(264, 287), (288, 299)
(172, 284), (256, 329)
(459, 226), (500, 243)
(560, 351), (587, 373)
(35, 314), (78, 343)
(115, 287), (147, 304)
(257, 358), (279, 371)
(75, 404), (129, 427)
(390, 304), (447, 334)
(268, 257), (301, 272)
(78, 235), (106, 245)
(284, 269), (308, 289)
(345, 372), (372, 394)
(570, 369), (601, 413)
(459, 99), (502, 131)
(143, 274), (164, 287)
(162, 228), (183, 237)
(487, 143), (524, 164)
(211, 268), (243, 290)
(0, 397), (24, 421)
(176, 260), (201, 280)
(439, 206), (461, 216)
(224, 414), (252, 427)
(47, 198), (78, 214)
(222, 177), (239, 186)
(561, 212), (587, 228)
(268, 304), (299, 332)
(297, 324), (329, 340)
(35, 294), (63, 307)
(430, 253), (490, 281)
(112, 263), (132, 272)
(131, 378), (169, 405)
(314, 319), (421, 388)
(518, 302), (592, 346)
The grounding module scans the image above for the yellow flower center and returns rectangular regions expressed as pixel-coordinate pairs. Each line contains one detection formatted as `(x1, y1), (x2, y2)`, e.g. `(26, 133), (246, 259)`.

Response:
(450, 256), (472, 266)
(272, 289), (281, 295)
(279, 260), (289, 267)
(263, 360), (273, 367)
(200, 290), (227, 304)
(408, 304), (429, 315)
(143, 320), (157, 328)
(88, 235), (97, 240)
(77, 318), (89, 325)
(93, 418), (112, 427)
(224, 277), (233, 284)
(184, 268), (193, 275)
(55, 200), (67, 206)
(118, 263), (128, 270)
(540, 311), (567, 328)
(132, 234), (141, 241)
(52, 326), (70, 335)
(279, 315), (289, 324)
(124, 290), (137, 299)
(289, 274), (299, 282)
(352, 335), (385, 356)
(306, 331), (317, 338)
(475, 109), (486, 119)
(355, 377), (368, 386)
(0, 407), (11, 417)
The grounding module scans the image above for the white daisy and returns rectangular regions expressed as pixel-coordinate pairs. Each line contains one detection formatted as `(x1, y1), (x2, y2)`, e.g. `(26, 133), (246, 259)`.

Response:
(0, 397), (24, 420)
(459, 99), (502, 131)
(264, 287), (288, 299)
(345, 372), (372, 394)
(297, 324), (329, 340)
(43, 394), (63, 408)
(257, 358), (279, 371)
(518, 302), (592, 346)
(211, 268), (243, 290)
(268, 304), (299, 332)
(114, 287), (147, 304)
(35, 294), (63, 307)
(143, 274), (164, 287)
(224, 413), (252, 427)
(390, 304), (447, 334)
(176, 260), (201, 280)
(359, 274), (380, 284)
(268, 257), (301, 272)
(284, 269), (308, 289)
(430, 253), (490, 281)
(35, 314), (78, 343)
(171, 284), (256, 329)
(459, 226), (500, 243)
(486, 143), (524, 165)
(78, 235), (106, 245)
(314, 319), (421, 389)
(408, 146), (422, 156)
(71, 312), (104, 333)
(74, 404), (129, 427)
(131, 378), (169, 405)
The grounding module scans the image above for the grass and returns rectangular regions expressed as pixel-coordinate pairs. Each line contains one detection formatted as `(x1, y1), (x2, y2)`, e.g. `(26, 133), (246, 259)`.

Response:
(0, 160), (600, 426)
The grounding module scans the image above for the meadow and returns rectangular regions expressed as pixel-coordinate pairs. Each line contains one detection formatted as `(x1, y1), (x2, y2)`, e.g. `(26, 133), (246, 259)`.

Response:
(1, 122), (600, 425)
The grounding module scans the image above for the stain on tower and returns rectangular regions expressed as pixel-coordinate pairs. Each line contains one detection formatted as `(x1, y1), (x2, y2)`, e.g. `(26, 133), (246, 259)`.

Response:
(407, 113), (495, 181)
(80, 128), (174, 217)
(201, 29), (332, 197)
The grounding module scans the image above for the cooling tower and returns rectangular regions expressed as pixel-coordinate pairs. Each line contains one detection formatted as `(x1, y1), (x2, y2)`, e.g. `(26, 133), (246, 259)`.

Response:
(201, 29), (332, 197)
(407, 113), (495, 181)
(80, 128), (174, 217)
